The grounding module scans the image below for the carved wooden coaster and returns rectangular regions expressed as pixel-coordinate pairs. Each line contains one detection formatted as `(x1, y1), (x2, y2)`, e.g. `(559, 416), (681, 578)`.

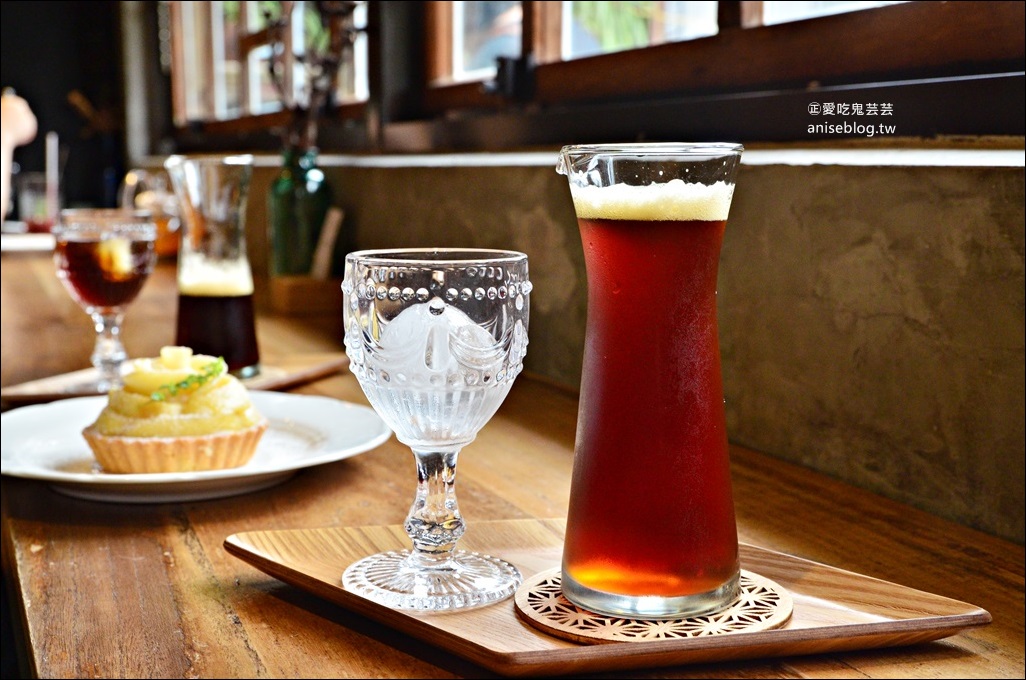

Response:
(514, 568), (792, 644)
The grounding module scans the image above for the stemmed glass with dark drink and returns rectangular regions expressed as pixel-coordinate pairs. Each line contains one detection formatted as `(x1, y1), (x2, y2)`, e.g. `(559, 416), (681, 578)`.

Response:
(52, 208), (157, 392)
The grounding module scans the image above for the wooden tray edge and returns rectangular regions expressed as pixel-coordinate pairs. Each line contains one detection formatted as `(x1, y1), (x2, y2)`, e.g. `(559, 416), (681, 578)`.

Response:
(223, 519), (993, 677)
(1, 352), (348, 405)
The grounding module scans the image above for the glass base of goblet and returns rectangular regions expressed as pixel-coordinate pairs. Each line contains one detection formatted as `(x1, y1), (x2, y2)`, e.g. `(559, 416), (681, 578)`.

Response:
(342, 549), (522, 612)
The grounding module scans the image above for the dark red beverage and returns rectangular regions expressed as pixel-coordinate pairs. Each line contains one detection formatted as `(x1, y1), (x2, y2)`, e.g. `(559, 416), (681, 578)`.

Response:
(175, 292), (260, 377)
(25, 217), (54, 234)
(54, 237), (155, 311)
(561, 215), (739, 605)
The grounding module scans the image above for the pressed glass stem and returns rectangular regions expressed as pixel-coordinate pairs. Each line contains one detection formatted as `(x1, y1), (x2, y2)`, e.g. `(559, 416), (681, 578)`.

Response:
(404, 447), (465, 565)
(90, 311), (126, 391)
(342, 442), (522, 610)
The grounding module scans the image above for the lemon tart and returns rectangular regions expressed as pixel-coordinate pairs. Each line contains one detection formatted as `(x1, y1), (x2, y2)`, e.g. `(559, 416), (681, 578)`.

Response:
(82, 346), (267, 473)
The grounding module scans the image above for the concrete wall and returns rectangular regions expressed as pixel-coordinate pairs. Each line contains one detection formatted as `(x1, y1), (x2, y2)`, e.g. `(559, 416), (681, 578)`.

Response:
(152, 148), (1025, 543)
(721, 159), (1024, 546)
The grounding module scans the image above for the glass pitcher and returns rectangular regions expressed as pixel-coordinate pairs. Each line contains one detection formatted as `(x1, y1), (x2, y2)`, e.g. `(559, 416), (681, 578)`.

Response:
(556, 142), (744, 619)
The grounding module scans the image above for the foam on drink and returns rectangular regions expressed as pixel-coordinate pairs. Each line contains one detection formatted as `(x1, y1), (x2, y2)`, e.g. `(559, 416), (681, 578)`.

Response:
(178, 254), (254, 296)
(175, 253), (259, 375)
(569, 179), (734, 222)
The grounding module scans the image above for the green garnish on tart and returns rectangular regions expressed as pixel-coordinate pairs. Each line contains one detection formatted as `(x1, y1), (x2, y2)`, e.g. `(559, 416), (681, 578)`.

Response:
(150, 357), (227, 401)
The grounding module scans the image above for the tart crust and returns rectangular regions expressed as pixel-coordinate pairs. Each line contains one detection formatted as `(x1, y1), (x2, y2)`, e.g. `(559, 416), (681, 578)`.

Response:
(82, 419), (268, 474)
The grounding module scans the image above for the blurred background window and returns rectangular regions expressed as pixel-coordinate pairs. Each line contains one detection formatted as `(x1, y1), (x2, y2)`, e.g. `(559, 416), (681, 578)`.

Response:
(562, 1), (718, 59)
(170, 0), (367, 126)
(448, 1), (720, 82)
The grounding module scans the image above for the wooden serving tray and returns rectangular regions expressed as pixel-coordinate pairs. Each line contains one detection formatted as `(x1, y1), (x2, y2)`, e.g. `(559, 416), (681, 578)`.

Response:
(224, 518), (991, 677)
(0, 352), (348, 405)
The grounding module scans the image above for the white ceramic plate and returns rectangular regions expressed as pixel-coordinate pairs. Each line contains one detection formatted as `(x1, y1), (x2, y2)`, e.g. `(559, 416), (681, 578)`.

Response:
(0, 392), (392, 503)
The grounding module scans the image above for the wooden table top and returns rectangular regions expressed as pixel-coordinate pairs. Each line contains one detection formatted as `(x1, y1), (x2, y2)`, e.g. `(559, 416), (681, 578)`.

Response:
(2, 251), (1023, 678)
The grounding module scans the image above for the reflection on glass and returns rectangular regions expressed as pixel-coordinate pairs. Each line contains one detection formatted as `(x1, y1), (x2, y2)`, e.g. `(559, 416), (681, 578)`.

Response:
(762, 0), (907, 26)
(455, 0), (522, 78)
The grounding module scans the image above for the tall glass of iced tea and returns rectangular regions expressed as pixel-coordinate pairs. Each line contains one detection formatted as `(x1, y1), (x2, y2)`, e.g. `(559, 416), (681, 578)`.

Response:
(53, 209), (157, 392)
(556, 143), (744, 619)
(165, 155), (260, 378)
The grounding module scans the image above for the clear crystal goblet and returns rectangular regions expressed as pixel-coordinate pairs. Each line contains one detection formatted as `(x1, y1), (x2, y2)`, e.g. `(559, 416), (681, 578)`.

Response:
(341, 248), (531, 611)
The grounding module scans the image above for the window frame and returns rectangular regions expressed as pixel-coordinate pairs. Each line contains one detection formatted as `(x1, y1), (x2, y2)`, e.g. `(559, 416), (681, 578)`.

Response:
(419, 1), (1022, 111)
(167, 1), (1025, 153)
